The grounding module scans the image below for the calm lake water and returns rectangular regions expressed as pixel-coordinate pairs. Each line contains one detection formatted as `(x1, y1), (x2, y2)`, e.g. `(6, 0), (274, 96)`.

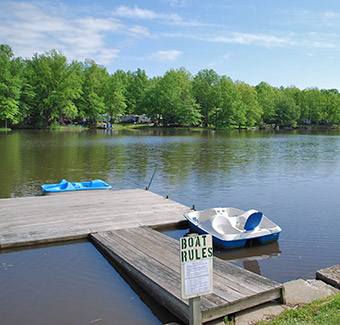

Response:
(0, 240), (178, 324)
(1, 128), (340, 322)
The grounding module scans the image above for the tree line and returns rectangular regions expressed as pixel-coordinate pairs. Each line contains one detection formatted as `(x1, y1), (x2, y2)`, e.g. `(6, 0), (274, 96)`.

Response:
(1, 44), (340, 129)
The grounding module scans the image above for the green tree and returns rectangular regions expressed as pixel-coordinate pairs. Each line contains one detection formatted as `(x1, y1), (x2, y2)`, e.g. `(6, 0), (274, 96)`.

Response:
(282, 86), (304, 126)
(104, 73), (127, 121)
(153, 68), (201, 126)
(0, 44), (22, 127)
(303, 88), (327, 124)
(274, 91), (300, 127)
(321, 89), (340, 124)
(213, 76), (243, 127)
(26, 50), (82, 127)
(142, 76), (161, 123)
(255, 82), (277, 124)
(236, 82), (263, 126)
(77, 60), (107, 126)
(125, 68), (150, 115)
(192, 69), (220, 126)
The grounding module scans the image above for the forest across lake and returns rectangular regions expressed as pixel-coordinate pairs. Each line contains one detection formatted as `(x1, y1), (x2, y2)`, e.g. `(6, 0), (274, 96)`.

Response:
(2, 44), (340, 131)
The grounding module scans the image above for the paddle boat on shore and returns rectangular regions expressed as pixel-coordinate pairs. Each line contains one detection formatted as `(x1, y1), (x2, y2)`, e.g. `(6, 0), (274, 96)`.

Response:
(184, 207), (281, 249)
(41, 179), (112, 194)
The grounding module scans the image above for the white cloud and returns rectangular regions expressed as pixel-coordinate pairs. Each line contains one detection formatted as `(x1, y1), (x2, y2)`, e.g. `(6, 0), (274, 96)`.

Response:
(0, 1), (122, 63)
(208, 53), (231, 68)
(76, 17), (122, 32)
(163, 28), (339, 50)
(150, 50), (182, 61)
(114, 5), (159, 20)
(168, 0), (188, 8)
(113, 5), (184, 24)
(97, 48), (120, 65)
(128, 25), (153, 38)
(114, 5), (181, 21)
(323, 11), (339, 19)
(282, 9), (340, 28)
(191, 31), (294, 48)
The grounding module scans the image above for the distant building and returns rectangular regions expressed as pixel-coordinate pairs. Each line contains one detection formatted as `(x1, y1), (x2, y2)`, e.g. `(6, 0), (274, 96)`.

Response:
(116, 114), (152, 124)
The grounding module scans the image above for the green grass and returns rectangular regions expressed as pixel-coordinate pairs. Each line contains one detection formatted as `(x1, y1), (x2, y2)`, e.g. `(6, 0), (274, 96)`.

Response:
(0, 128), (11, 132)
(111, 123), (240, 131)
(257, 293), (340, 324)
(110, 123), (149, 130)
(49, 124), (88, 131)
(223, 293), (340, 325)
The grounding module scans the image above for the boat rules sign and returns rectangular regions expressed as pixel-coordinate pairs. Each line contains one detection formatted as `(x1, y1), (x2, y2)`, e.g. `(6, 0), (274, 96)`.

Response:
(180, 234), (213, 299)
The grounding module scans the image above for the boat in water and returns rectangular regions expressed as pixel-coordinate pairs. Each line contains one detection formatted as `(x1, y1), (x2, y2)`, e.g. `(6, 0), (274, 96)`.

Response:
(184, 207), (281, 249)
(41, 179), (112, 194)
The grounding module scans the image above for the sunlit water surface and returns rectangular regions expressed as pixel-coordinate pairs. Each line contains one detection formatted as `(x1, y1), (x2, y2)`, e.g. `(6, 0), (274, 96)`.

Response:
(1, 128), (340, 321)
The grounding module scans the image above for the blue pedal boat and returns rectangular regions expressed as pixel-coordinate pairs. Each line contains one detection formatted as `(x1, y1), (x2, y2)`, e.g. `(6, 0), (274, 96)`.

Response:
(41, 179), (112, 194)
(184, 207), (281, 249)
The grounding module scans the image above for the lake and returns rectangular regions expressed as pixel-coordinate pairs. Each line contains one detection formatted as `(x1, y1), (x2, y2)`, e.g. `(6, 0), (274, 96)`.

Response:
(0, 240), (179, 324)
(1, 128), (340, 322)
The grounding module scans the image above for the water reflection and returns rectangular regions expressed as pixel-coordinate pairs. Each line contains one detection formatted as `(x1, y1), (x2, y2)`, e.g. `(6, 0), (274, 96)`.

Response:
(214, 241), (281, 262)
(215, 242), (281, 276)
(2, 129), (340, 200)
(243, 260), (261, 275)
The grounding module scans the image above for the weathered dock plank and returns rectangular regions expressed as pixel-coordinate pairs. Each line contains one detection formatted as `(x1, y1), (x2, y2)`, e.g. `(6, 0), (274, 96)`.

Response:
(90, 227), (285, 323)
(0, 189), (191, 248)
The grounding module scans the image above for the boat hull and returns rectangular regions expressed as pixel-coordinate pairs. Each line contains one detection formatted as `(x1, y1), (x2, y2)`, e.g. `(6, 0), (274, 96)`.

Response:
(257, 232), (280, 245)
(184, 208), (281, 250)
(41, 179), (112, 194)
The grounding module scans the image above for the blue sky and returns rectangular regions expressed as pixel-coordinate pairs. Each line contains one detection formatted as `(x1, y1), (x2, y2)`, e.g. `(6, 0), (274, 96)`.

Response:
(1, 0), (340, 90)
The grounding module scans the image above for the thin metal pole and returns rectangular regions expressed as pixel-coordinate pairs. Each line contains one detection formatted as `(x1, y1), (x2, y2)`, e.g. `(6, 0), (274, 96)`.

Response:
(146, 164), (158, 190)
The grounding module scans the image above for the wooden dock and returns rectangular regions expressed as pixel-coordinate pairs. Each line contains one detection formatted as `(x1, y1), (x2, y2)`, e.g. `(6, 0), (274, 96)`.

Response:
(91, 227), (285, 323)
(0, 189), (190, 248)
(0, 189), (285, 323)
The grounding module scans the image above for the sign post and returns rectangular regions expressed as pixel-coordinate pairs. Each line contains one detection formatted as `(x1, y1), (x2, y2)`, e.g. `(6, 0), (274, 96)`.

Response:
(180, 234), (213, 325)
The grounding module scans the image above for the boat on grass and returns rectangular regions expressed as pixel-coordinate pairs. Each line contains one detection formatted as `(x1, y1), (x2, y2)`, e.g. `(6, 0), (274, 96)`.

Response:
(184, 207), (281, 249)
(41, 179), (112, 194)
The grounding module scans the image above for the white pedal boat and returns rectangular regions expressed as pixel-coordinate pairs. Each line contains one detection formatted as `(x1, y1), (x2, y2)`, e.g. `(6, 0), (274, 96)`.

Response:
(184, 208), (282, 249)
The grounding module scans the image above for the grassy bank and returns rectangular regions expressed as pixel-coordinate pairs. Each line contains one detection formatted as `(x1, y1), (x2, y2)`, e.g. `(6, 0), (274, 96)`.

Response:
(110, 123), (149, 130)
(223, 293), (340, 324)
(258, 293), (340, 324)
(110, 123), (225, 131)
(49, 124), (88, 131)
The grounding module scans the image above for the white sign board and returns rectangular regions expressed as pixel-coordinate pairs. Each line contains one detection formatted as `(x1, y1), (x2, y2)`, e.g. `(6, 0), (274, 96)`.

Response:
(180, 234), (213, 299)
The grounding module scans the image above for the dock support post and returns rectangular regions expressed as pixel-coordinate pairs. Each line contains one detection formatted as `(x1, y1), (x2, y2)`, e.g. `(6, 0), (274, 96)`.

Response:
(189, 296), (201, 325)
(279, 286), (286, 305)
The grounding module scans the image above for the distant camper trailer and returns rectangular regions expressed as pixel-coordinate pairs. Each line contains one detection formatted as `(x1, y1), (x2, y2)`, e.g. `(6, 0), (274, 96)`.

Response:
(117, 115), (138, 123)
(117, 114), (152, 124)
(138, 114), (152, 123)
